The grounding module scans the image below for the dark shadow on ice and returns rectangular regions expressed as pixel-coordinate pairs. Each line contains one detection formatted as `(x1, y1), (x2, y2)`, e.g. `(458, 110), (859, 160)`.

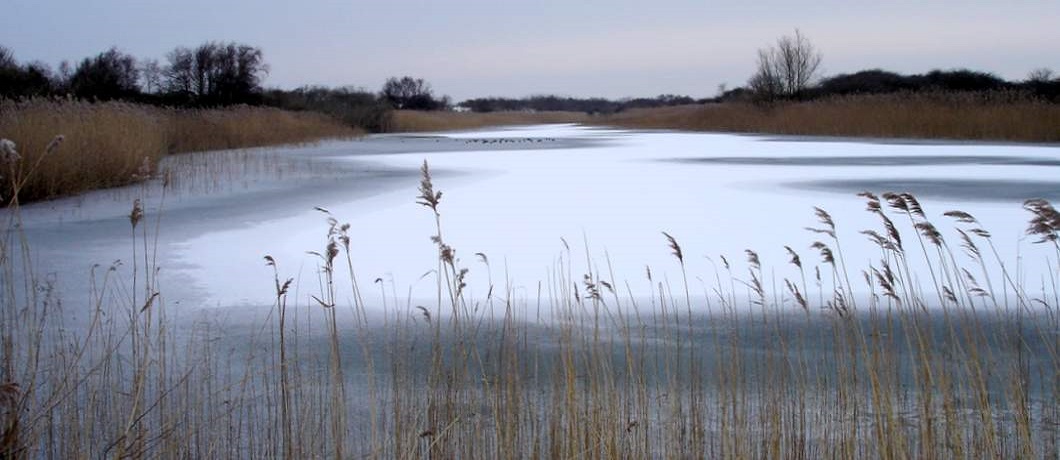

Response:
(787, 178), (1060, 203)
(752, 134), (1060, 148)
(667, 155), (1060, 167)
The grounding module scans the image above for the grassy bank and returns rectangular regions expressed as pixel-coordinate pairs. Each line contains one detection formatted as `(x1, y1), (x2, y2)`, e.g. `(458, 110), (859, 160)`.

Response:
(0, 99), (356, 203)
(1, 157), (1056, 458)
(386, 109), (587, 132)
(598, 93), (1060, 142)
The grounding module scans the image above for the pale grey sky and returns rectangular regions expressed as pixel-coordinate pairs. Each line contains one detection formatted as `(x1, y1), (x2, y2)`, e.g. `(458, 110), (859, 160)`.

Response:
(1, 1), (1057, 100)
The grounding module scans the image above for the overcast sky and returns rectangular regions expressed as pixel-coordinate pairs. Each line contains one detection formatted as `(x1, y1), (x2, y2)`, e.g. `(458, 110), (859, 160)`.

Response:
(2, 1), (1057, 101)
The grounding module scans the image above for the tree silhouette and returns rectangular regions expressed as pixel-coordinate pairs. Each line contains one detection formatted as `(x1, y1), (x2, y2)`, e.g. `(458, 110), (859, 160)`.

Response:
(748, 29), (822, 101)
(69, 47), (140, 100)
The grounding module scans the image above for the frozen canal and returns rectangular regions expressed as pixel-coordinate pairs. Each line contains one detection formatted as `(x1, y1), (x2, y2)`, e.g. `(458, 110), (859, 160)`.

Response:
(9, 124), (1060, 317)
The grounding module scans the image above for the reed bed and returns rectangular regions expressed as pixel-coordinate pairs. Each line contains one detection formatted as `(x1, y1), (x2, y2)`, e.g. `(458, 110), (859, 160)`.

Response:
(0, 99), (355, 203)
(0, 99), (167, 203)
(167, 106), (358, 154)
(1, 153), (1058, 458)
(599, 93), (1060, 143)
(387, 109), (588, 133)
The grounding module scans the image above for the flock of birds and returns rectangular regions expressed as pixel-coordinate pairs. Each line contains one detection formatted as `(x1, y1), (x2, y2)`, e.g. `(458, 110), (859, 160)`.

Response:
(395, 136), (560, 145)
(462, 137), (558, 145)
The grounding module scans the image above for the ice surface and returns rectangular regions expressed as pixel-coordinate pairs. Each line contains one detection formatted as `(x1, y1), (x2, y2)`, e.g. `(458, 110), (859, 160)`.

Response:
(8, 125), (1060, 316)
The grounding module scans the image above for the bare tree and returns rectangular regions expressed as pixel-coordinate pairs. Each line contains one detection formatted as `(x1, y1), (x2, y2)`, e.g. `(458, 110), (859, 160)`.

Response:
(381, 76), (432, 109)
(210, 43), (267, 103)
(0, 46), (15, 69)
(163, 47), (194, 94)
(1027, 67), (1054, 83)
(748, 48), (783, 102)
(163, 42), (267, 103)
(381, 76), (445, 110)
(57, 60), (73, 91)
(193, 42), (218, 96)
(139, 58), (162, 94)
(69, 47), (140, 100)
(749, 29), (822, 101)
(0, 49), (55, 98)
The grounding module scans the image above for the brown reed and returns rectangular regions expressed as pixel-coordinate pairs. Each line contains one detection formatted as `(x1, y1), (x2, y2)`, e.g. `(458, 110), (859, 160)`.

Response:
(598, 92), (1060, 143)
(0, 99), (355, 203)
(0, 150), (1056, 458)
(386, 109), (588, 133)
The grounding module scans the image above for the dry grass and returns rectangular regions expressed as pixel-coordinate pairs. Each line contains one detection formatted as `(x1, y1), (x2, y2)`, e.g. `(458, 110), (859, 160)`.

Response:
(0, 100), (167, 203)
(599, 93), (1060, 143)
(1, 152), (1057, 458)
(0, 99), (356, 203)
(386, 110), (588, 133)
(167, 105), (359, 154)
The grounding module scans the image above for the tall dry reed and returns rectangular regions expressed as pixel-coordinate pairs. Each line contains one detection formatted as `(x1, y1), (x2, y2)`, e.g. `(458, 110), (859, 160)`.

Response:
(387, 110), (587, 133)
(0, 148), (1057, 458)
(0, 99), (355, 203)
(167, 106), (358, 154)
(600, 92), (1060, 142)
(0, 99), (167, 202)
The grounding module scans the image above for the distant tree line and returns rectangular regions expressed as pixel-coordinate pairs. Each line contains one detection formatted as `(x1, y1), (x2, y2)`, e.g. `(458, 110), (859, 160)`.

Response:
(0, 45), (455, 132)
(732, 66), (1060, 104)
(810, 68), (1059, 100)
(1, 43), (270, 105)
(157, 42), (268, 105)
(459, 94), (700, 114)
(0, 46), (61, 99)
(6, 36), (1056, 128)
(738, 30), (1060, 103)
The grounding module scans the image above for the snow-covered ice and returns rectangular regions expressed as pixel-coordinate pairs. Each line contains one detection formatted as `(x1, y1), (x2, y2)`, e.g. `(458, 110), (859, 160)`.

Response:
(8, 124), (1060, 315)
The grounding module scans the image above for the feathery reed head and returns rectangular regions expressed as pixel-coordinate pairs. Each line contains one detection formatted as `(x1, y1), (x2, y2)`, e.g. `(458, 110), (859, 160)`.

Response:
(129, 199), (144, 228)
(44, 135), (64, 156)
(860, 230), (894, 251)
(814, 207), (835, 231)
(0, 139), (19, 164)
(955, 228), (981, 259)
(417, 160), (442, 213)
(1023, 198), (1060, 243)
(783, 245), (802, 269)
(810, 241), (835, 264)
(745, 249), (761, 270)
(900, 193), (925, 217)
(857, 191), (879, 202)
(662, 232), (683, 263)
(914, 221), (944, 246)
(415, 306), (431, 323)
(859, 191), (882, 214)
(943, 210), (978, 224)
(882, 192), (907, 212)
(784, 278), (808, 310)
(805, 207), (836, 238)
(871, 265), (900, 302)
(880, 214), (903, 251)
